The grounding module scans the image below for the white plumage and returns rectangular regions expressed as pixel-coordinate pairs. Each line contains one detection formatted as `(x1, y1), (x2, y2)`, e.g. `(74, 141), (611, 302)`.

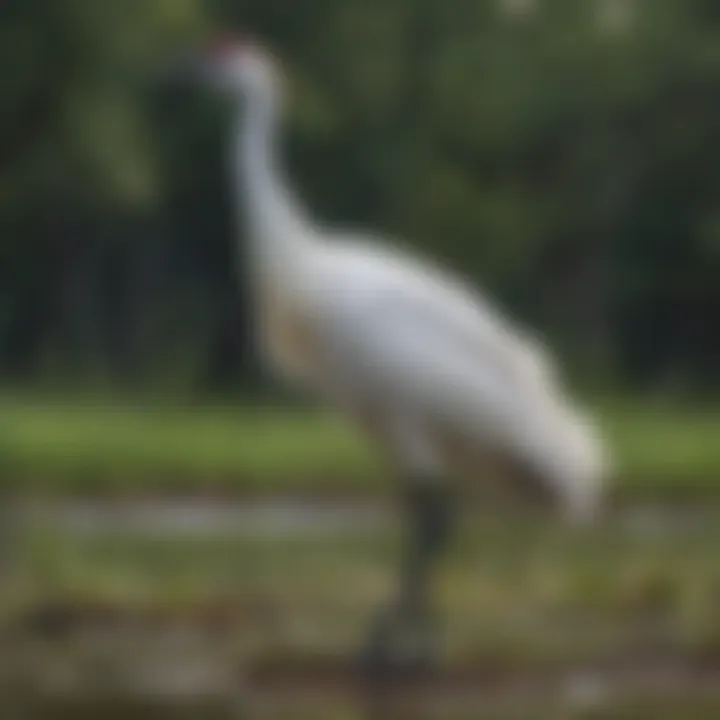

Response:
(187, 33), (613, 679)
(194, 36), (610, 523)
(308, 237), (606, 518)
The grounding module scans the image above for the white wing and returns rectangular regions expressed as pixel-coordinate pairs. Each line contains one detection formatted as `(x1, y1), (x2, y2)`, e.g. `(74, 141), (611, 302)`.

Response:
(321, 280), (549, 446)
(311, 238), (607, 518)
(316, 235), (557, 399)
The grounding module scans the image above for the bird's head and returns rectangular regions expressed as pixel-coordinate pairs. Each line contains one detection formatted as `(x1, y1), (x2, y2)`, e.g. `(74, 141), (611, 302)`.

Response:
(179, 33), (281, 100)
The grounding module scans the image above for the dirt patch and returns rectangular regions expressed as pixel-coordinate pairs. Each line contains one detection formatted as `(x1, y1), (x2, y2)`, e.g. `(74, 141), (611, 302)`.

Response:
(5, 601), (720, 706)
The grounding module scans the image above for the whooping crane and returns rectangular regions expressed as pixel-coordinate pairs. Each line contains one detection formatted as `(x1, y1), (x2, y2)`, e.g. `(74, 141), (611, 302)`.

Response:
(181, 34), (611, 683)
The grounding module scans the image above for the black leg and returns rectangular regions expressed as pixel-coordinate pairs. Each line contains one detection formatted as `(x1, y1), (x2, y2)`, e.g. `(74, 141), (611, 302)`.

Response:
(360, 481), (456, 687)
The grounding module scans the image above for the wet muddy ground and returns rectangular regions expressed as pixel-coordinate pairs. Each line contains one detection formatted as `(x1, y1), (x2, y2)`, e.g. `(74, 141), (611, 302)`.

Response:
(2, 496), (720, 718)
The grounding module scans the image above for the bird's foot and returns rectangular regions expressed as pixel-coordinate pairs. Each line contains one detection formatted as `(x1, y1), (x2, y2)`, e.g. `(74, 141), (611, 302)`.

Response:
(358, 604), (441, 689)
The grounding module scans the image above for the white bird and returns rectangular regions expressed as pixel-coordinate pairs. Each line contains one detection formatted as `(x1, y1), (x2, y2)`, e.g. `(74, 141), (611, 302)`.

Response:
(185, 34), (611, 681)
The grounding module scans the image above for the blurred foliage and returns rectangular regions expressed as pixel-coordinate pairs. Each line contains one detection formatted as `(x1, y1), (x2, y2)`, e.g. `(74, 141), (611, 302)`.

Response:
(0, 0), (718, 396)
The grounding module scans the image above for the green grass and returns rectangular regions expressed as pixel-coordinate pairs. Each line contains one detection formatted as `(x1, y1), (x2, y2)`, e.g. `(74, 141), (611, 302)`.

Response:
(0, 398), (377, 494)
(0, 394), (718, 498)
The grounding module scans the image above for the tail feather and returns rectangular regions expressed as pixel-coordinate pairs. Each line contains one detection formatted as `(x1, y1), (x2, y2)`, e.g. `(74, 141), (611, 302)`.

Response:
(535, 400), (610, 522)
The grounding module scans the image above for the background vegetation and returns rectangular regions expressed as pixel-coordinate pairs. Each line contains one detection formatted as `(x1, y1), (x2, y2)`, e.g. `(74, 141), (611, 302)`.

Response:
(1, 0), (718, 398)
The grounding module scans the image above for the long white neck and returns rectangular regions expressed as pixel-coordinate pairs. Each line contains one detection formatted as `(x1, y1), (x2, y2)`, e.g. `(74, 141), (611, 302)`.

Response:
(233, 80), (313, 279)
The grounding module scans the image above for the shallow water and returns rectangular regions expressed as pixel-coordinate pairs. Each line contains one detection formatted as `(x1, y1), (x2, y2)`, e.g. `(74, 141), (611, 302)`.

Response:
(14, 497), (720, 539)
(24, 498), (391, 537)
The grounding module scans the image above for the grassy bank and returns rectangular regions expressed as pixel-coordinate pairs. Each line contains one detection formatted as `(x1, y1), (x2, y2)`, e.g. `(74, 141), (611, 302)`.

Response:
(0, 395), (718, 499)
